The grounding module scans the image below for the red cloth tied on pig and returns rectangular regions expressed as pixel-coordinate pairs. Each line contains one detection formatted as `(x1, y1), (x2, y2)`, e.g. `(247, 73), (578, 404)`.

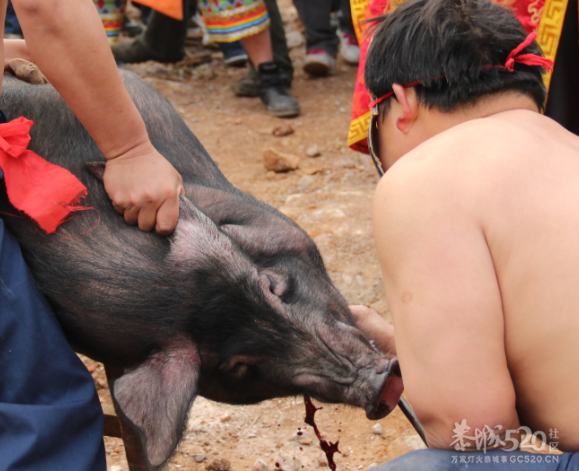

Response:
(0, 117), (88, 234)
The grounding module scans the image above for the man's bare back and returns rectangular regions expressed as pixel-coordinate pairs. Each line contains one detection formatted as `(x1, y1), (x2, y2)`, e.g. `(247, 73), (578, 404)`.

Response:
(371, 99), (579, 451)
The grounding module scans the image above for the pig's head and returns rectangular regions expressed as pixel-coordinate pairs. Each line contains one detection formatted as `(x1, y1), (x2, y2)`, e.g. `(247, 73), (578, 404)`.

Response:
(175, 184), (402, 418)
(86, 163), (402, 470)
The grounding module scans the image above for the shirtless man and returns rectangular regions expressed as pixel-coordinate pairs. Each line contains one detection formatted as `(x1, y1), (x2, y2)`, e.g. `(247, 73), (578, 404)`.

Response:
(351, 0), (579, 468)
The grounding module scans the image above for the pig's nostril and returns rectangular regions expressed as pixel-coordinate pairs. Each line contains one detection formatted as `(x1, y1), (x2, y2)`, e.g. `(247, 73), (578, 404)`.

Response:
(390, 359), (401, 377)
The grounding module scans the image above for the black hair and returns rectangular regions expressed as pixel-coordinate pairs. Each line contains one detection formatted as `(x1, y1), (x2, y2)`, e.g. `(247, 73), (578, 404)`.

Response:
(364, 0), (548, 115)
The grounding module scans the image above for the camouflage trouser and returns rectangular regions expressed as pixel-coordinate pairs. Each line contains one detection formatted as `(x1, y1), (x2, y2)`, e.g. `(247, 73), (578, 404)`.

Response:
(0, 192), (106, 471)
(374, 449), (578, 471)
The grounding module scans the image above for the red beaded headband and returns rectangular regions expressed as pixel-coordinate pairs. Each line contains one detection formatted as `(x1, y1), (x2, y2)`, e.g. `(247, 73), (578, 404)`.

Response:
(369, 32), (554, 109)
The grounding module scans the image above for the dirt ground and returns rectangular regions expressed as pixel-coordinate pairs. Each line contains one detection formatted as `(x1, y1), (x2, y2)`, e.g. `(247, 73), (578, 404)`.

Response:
(80, 2), (425, 469)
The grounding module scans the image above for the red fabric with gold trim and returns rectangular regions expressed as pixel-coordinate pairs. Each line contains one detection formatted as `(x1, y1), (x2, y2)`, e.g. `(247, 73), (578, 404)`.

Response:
(0, 117), (88, 234)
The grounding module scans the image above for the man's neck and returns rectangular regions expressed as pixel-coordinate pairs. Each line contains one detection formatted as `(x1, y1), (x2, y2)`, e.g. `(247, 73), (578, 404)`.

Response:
(423, 92), (539, 137)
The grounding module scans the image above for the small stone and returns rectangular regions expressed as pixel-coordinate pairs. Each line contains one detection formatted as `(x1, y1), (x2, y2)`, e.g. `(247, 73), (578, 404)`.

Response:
(263, 148), (301, 172)
(305, 144), (322, 157)
(206, 458), (231, 471)
(290, 431), (310, 441)
(247, 433), (258, 438)
(367, 464), (378, 471)
(298, 437), (313, 446)
(194, 454), (207, 463)
(233, 118), (242, 125)
(286, 31), (305, 49)
(253, 458), (269, 471)
(220, 412), (232, 422)
(342, 451), (350, 457)
(297, 175), (316, 189)
(109, 466), (122, 471)
(301, 166), (324, 176)
(318, 458), (328, 467)
(272, 124), (295, 137)
(275, 451), (303, 471)
(372, 423), (383, 435)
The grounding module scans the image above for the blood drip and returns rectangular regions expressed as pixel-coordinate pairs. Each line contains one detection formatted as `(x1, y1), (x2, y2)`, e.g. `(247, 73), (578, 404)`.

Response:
(304, 396), (340, 471)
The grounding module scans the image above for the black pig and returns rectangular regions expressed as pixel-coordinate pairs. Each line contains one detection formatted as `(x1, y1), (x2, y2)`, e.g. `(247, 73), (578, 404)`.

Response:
(0, 72), (403, 469)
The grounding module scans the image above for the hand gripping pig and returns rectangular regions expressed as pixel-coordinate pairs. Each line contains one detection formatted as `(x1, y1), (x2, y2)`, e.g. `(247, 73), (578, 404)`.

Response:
(0, 72), (403, 469)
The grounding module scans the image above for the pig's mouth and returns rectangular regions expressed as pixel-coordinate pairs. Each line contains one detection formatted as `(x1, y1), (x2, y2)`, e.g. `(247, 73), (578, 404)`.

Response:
(292, 359), (403, 420)
(365, 359), (404, 420)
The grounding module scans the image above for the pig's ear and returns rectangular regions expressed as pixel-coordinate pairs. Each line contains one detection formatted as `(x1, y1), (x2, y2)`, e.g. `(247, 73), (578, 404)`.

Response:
(85, 161), (106, 181)
(112, 339), (200, 468)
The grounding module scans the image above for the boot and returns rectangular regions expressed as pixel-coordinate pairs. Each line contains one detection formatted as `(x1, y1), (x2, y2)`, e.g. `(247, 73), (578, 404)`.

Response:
(256, 62), (300, 118)
(111, 38), (184, 64)
(233, 64), (293, 97)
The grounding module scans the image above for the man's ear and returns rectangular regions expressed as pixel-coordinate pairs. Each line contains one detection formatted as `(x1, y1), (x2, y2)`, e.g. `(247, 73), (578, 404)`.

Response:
(392, 84), (419, 134)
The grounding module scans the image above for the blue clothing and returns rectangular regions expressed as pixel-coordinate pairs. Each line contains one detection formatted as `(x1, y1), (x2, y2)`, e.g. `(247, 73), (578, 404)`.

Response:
(375, 449), (579, 471)
(0, 168), (106, 470)
(5, 1), (22, 36)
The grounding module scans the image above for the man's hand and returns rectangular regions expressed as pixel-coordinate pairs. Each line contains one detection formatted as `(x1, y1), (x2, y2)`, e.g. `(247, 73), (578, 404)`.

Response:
(104, 142), (184, 235)
(350, 305), (397, 356)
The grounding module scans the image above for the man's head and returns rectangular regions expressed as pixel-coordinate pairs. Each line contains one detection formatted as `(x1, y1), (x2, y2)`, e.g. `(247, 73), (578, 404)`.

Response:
(365, 0), (550, 169)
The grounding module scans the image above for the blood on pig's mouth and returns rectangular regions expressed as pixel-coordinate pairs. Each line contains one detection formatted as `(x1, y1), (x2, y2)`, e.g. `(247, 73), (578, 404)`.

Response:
(304, 396), (340, 471)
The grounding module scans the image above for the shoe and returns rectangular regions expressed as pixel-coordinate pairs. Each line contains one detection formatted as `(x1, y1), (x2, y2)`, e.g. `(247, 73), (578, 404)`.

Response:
(218, 41), (248, 67)
(233, 66), (293, 98)
(257, 62), (300, 118)
(303, 49), (336, 77)
(111, 39), (183, 64)
(233, 72), (260, 97)
(338, 30), (360, 65)
(121, 15), (144, 37)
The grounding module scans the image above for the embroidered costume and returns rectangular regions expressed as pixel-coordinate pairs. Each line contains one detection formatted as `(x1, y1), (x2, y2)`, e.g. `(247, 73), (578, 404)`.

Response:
(199, 0), (270, 43)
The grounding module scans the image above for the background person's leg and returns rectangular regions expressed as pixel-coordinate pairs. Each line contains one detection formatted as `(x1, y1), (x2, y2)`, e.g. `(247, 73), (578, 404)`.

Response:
(0, 214), (106, 471)
(293, 0), (338, 75)
(233, 0), (294, 97)
(111, 0), (194, 63)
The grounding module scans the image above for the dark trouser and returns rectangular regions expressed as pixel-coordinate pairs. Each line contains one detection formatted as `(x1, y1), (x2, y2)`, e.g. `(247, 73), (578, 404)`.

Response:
(292, 0), (354, 57)
(5, 1), (22, 35)
(544, 0), (579, 136)
(137, 0), (196, 62)
(374, 449), (578, 471)
(0, 194), (106, 471)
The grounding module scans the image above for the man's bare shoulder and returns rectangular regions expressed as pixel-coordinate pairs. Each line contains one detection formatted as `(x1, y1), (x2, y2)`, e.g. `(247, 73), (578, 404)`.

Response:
(376, 110), (578, 211)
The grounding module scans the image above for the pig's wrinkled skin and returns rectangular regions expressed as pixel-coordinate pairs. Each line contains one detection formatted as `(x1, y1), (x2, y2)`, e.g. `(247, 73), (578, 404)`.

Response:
(0, 72), (401, 469)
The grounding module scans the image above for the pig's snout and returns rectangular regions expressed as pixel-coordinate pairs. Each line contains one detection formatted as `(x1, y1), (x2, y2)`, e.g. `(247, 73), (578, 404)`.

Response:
(365, 358), (404, 420)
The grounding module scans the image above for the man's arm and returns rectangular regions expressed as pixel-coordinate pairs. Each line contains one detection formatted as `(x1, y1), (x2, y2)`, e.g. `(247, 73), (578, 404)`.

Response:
(9, 0), (183, 234)
(372, 158), (520, 450)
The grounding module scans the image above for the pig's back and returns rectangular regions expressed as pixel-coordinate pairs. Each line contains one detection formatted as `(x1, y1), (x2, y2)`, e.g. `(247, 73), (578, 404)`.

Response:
(0, 71), (230, 189)
(0, 72), (236, 365)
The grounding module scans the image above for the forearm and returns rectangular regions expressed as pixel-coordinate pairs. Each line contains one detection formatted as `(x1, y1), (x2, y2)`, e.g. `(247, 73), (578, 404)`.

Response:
(12, 0), (151, 159)
(4, 39), (31, 67)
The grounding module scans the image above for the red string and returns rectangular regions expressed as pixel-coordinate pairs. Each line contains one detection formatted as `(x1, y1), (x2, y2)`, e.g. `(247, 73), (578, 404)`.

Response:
(58, 207), (101, 241)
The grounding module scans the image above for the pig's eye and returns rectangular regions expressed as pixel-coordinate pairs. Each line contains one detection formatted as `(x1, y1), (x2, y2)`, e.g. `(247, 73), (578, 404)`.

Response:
(227, 362), (249, 379)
